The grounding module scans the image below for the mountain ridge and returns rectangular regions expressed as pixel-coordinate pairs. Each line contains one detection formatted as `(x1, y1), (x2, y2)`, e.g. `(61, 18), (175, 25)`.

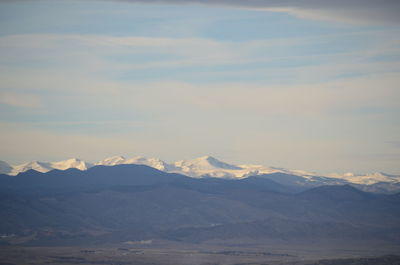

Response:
(1, 164), (399, 247)
(1, 156), (399, 190)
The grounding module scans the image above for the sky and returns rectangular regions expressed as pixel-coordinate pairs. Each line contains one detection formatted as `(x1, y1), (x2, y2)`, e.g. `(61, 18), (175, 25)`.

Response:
(0, 0), (399, 175)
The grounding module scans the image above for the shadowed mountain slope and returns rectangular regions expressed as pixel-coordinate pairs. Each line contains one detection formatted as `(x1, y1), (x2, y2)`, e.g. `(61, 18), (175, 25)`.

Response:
(0, 165), (399, 246)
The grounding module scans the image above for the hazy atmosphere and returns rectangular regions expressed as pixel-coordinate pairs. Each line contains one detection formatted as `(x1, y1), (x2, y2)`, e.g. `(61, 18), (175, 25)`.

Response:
(1, 0), (399, 175)
(1, 2), (400, 264)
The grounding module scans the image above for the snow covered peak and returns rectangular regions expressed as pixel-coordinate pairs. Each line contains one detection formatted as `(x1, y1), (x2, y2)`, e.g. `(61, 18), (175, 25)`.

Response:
(2, 155), (399, 189)
(11, 161), (52, 175)
(171, 156), (270, 178)
(174, 155), (242, 171)
(96, 156), (127, 166)
(328, 172), (400, 185)
(125, 156), (171, 171)
(6, 158), (93, 176)
(51, 158), (92, 171)
(94, 155), (170, 171)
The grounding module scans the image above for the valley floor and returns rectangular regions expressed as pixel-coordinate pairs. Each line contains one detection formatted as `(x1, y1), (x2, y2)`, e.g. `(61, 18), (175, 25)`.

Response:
(1, 241), (400, 265)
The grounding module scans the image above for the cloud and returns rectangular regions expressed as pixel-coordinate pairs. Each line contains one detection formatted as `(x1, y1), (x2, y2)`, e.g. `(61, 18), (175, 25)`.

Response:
(0, 34), (241, 72)
(116, 0), (400, 24)
(1, 32), (398, 76)
(1, 33), (399, 115)
(0, 32), (399, 173)
(0, 91), (42, 109)
(129, 72), (400, 119)
(387, 141), (400, 149)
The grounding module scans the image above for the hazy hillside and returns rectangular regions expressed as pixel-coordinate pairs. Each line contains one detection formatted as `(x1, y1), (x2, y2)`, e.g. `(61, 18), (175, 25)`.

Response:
(0, 164), (399, 247)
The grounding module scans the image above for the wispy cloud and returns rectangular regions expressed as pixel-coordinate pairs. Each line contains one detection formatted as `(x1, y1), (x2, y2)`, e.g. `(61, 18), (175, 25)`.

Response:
(1, 33), (399, 115)
(116, 0), (400, 24)
(0, 91), (42, 109)
(1, 32), (398, 79)
(387, 141), (400, 149)
(2, 0), (399, 24)
(0, 2), (399, 173)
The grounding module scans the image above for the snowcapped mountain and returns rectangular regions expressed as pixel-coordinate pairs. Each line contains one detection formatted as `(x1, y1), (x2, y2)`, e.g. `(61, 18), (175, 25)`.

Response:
(96, 156), (172, 171)
(95, 156), (126, 166)
(174, 156), (242, 171)
(51, 158), (92, 171)
(327, 172), (400, 185)
(171, 156), (276, 179)
(125, 156), (172, 171)
(5, 158), (92, 176)
(2, 156), (399, 189)
(11, 161), (53, 175)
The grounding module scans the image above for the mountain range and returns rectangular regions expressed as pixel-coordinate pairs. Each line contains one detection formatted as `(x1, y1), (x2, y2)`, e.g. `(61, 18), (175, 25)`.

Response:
(0, 163), (399, 249)
(1, 155), (400, 193)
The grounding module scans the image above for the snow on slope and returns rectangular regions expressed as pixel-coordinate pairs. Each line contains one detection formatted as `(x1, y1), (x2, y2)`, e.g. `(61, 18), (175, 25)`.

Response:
(327, 172), (400, 185)
(2, 155), (399, 186)
(172, 156), (276, 179)
(0, 160), (13, 175)
(96, 156), (172, 171)
(125, 156), (172, 171)
(95, 156), (126, 166)
(10, 161), (53, 175)
(6, 158), (92, 176)
(51, 158), (92, 171)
